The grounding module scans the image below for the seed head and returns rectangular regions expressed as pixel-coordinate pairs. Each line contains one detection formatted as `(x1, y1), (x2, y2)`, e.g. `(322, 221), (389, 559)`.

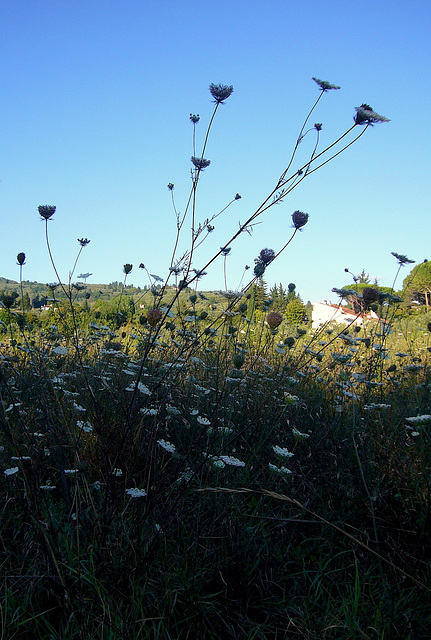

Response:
(167, 183), (174, 191)
(255, 248), (275, 266)
(147, 308), (163, 327)
(17, 252), (26, 266)
(267, 311), (283, 329)
(312, 77), (340, 91)
(123, 263), (133, 275)
(391, 252), (415, 266)
(77, 238), (90, 247)
(362, 287), (379, 307)
(189, 114), (200, 124)
(209, 83), (234, 104)
(191, 156), (211, 170)
(354, 104), (390, 125)
(38, 205), (56, 220)
(292, 210), (309, 230)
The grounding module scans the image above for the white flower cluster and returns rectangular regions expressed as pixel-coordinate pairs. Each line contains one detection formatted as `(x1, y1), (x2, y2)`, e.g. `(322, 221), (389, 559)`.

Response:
(405, 415), (431, 424)
(125, 488), (147, 498)
(273, 445), (294, 459)
(157, 439), (176, 453)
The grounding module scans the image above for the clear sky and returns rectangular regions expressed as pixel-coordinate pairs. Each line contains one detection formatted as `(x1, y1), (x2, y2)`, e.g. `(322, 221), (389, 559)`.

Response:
(1, 0), (430, 303)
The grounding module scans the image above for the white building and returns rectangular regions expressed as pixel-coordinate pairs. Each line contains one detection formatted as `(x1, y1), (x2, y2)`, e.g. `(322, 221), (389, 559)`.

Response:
(311, 301), (380, 330)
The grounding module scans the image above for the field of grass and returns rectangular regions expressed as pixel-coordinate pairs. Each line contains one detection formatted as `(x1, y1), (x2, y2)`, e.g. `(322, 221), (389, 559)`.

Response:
(1, 288), (431, 639)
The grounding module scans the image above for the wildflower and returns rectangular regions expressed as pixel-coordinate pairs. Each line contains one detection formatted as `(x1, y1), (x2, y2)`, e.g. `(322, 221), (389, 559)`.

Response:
(157, 439), (176, 453)
(140, 407), (159, 416)
(312, 77), (340, 91)
(267, 311), (283, 329)
(17, 252), (26, 266)
(123, 263), (133, 275)
(40, 485), (56, 490)
(4, 467), (19, 476)
(38, 205), (56, 220)
(197, 416), (211, 426)
(354, 104), (390, 125)
(77, 238), (90, 247)
(52, 346), (68, 355)
(147, 308), (163, 327)
(212, 458), (226, 468)
(191, 156), (211, 170)
(255, 248), (275, 266)
(391, 252), (415, 266)
(405, 415), (431, 424)
(292, 210), (309, 230)
(292, 427), (310, 440)
(363, 403), (391, 410)
(77, 420), (93, 433)
(273, 445), (294, 459)
(112, 468), (123, 476)
(125, 488), (147, 498)
(150, 273), (164, 282)
(209, 83), (234, 104)
(189, 113), (200, 124)
(269, 463), (292, 476)
(219, 455), (245, 467)
(193, 268), (207, 278)
(64, 469), (79, 474)
(73, 402), (86, 412)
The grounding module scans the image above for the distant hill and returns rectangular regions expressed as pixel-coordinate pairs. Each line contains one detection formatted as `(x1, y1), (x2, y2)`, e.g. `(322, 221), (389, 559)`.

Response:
(0, 277), (18, 285)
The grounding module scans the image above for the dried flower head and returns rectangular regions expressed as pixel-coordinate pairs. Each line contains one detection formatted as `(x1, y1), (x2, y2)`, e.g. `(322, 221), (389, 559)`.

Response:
(189, 114), (200, 124)
(234, 193), (241, 200)
(220, 247), (231, 257)
(147, 308), (163, 327)
(167, 183), (174, 191)
(267, 311), (283, 329)
(362, 287), (379, 306)
(391, 252), (415, 266)
(292, 210), (309, 230)
(123, 263), (133, 275)
(314, 123), (322, 131)
(312, 78), (340, 91)
(209, 83), (234, 104)
(77, 238), (90, 247)
(38, 205), (56, 220)
(255, 248), (275, 266)
(354, 104), (390, 125)
(191, 156), (211, 170)
(17, 252), (26, 266)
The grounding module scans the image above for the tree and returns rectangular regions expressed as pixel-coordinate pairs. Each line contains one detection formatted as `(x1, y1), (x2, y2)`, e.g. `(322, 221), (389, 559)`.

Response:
(403, 261), (431, 309)
(284, 297), (306, 324)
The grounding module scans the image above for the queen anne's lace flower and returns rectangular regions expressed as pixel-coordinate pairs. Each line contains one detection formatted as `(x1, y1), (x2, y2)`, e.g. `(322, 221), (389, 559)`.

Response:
(125, 488), (147, 498)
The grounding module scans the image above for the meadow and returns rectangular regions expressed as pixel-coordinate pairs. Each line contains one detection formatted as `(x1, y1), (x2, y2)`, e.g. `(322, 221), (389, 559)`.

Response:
(1, 81), (430, 639)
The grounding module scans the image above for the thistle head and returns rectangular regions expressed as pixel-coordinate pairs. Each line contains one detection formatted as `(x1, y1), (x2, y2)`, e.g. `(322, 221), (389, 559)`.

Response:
(209, 83), (234, 104)
(38, 205), (56, 220)
(292, 210), (309, 230)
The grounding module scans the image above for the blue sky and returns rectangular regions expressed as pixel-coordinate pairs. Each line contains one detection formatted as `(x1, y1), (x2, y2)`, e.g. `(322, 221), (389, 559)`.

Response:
(1, 0), (430, 303)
